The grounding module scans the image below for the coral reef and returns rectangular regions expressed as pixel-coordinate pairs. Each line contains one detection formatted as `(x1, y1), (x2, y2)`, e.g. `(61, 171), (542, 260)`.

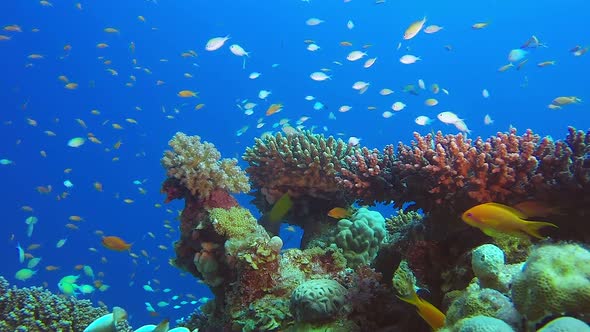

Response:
(338, 127), (590, 216)
(160, 128), (590, 332)
(511, 243), (590, 324)
(243, 131), (357, 203)
(0, 276), (128, 332)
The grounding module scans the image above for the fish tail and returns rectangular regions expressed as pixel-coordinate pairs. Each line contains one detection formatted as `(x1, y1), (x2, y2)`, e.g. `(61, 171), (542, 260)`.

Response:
(397, 287), (421, 307)
(524, 220), (558, 239)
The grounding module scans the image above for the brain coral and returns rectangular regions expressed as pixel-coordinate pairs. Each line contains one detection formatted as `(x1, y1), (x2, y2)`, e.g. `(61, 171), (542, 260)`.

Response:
(161, 132), (250, 199)
(453, 315), (514, 332)
(290, 279), (350, 323)
(511, 243), (590, 323)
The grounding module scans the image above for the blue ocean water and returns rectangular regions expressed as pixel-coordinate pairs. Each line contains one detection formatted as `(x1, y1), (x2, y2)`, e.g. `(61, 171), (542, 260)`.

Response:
(1, 0), (588, 327)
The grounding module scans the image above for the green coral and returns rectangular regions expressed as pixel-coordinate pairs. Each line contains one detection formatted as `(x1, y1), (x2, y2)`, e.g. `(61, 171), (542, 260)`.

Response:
(161, 132), (250, 198)
(290, 279), (350, 323)
(210, 206), (258, 240)
(445, 286), (521, 328)
(392, 260), (417, 298)
(232, 295), (291, 332)
(0, 276), (112, 331)
(491, 234), (532, 264)
(331, 208), (386, 268)
(385, 210), (423, 234)
(511, 243), (590, 323)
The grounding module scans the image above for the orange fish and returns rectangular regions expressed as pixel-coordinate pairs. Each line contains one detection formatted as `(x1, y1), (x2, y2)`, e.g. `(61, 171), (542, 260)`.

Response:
(462, 202), (558, 239)
(327, 207), (352, 219)
(514, 201), (563, 218)
(45, 265), (61, 271)
(266, 103), (283, 116)
(398, 288), (445, 330)
(177, 90), (198, 98)
(102, 236), (132, 251)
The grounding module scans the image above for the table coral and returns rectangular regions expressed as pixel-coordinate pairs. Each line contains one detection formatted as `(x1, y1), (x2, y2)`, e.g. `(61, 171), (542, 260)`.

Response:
(161, 132), (250, 200)
(0, 276), (116, 332)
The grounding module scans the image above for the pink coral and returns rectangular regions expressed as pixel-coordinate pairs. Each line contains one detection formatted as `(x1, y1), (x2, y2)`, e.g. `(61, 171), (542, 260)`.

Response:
(338, 127), (590, 214)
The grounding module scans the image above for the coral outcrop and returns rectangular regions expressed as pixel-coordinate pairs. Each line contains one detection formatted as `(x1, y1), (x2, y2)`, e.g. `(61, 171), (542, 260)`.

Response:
(338, 127), (590, 216)
(511, 243), (590, 324)
(0, 276), (128, 332)
(161, 128), (590, 332)
(161, 132), (250, 200)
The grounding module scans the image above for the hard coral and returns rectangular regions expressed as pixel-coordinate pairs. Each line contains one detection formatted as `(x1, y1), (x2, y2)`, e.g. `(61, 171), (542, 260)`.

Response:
(511, 243), (590, 323)
(243, 131), (357, 203)
(161, 132), (250, 199)
(0, 276), (111, 332)
(338, 127), (590, 214)
(290, 279), (350, 323)
(209, 206), (258, 240)
(331, 207), (386, 268)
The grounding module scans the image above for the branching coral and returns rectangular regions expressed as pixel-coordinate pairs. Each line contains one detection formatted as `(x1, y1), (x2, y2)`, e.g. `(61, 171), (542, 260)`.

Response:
(243, 131), (357, 203)
(161, 132), (250, 200)
(338, 127), (590, 214)
(0, 276), (116, 332)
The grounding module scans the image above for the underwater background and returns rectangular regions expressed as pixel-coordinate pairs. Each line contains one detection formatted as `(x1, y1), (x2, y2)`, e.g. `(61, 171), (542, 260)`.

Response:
(1, 0), (589, 330)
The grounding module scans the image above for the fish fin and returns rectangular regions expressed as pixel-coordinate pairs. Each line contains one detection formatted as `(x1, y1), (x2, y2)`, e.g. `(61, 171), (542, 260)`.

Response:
(397, 287), (421, 307)
(153, 318), (170, 332)
(481, 227), (503, 238)
(484, 202), (528, 219)
(523, 220), (558, 239)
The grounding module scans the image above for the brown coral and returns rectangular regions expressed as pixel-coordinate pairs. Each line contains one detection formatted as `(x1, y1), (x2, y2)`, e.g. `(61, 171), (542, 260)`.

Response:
(243, 131), (357, 203)
(0, 276), (114, 332)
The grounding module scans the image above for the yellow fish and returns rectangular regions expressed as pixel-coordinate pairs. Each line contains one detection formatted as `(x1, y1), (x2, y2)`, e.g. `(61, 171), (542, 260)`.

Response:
(403, 17), (427, 40)
(177, 90), (198, 98)
(472, 22), (490, 29)
(266, 193), (293, 222)
(266, 103), (283, 116)
(462, 202), (558, 239)
(398, 289), (445, 330)
(327, 207), (352, 219)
